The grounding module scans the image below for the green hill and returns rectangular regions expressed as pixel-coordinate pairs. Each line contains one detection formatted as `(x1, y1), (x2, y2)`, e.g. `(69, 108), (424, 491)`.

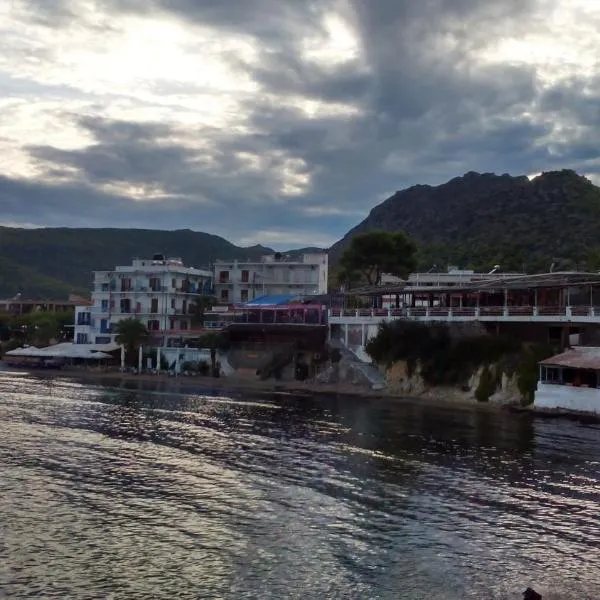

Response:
(329, 170), (600, 273)
(0, 228), (278, 299)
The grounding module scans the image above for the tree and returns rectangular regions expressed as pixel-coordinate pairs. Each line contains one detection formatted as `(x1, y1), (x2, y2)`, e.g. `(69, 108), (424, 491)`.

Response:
(339, 230), (418, 286)
(114, 318), (148, 364)
(10, 311), (69, 346)
(197, 331), (229, 377)
(189, 294), (215, 326)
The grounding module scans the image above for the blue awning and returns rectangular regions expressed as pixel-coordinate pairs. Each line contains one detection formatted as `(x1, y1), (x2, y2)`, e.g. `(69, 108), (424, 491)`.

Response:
(243, 294), (299, 306)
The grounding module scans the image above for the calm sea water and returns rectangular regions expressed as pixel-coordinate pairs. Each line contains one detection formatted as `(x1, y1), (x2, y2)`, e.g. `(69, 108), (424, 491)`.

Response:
(1, 370), (600, 599)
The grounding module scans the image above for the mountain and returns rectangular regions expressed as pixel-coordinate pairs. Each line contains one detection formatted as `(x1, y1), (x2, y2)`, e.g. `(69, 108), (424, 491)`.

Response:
(0, 227), (304, 299)
(329, 170), (600, 273)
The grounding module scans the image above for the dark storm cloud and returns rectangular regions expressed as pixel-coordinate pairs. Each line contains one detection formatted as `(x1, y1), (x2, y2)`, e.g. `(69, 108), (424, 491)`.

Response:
(5, 0), (600, 245)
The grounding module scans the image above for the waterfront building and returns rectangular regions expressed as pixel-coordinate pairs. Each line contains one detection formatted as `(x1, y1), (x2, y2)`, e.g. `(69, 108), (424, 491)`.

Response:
(379, 267), (522, 308)
(329, 272), (600, 357)
(73, 254), (213, 347)
(213, 252), (328, 305)
(0, 294), (89, 316)
(535, 348), (600, 413)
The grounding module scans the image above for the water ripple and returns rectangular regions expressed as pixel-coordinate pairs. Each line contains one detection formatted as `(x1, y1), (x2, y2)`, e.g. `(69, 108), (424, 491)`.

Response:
(1, 373), (600, 598)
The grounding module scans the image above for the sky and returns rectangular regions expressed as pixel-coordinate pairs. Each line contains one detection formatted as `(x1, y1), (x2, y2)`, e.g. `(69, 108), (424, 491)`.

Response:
(1, 0), (600, 249)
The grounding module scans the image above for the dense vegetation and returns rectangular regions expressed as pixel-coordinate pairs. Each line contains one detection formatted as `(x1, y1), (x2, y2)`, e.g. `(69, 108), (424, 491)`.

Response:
(0, 310), (74, 352)
(366, 321), (554, 404)
(330, 170), (600, 273)
(0, 227), (316, 299)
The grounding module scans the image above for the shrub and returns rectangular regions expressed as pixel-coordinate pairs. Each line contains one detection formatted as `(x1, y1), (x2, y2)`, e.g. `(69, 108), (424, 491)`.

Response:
(366, 321), (520, 387)
(475, 365), (498, 402)
(517, 343), (555, 406)
(197, 360), (210, 376)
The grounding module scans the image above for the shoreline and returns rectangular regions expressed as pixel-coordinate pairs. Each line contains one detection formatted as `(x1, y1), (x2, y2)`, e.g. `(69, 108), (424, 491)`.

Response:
(2, 363), (508, 412)
(4, 363), (600, 422)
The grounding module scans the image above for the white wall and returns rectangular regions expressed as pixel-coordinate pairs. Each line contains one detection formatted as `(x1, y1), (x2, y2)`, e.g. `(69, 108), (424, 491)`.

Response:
(213, 254), (327, 303)
(160, 347), (212, 367)
(534, 382), (600, 413)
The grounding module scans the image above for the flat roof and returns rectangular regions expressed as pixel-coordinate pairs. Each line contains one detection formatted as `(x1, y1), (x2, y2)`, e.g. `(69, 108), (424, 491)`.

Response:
(541, 348), (600, 370)
(343, 272), (600, 296)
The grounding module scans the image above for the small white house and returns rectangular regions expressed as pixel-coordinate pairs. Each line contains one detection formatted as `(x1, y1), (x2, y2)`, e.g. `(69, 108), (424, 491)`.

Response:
(534, 348), (600, 414)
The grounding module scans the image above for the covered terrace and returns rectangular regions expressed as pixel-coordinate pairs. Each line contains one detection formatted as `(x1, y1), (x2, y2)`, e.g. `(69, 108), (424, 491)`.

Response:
(330, 272), (600, 321)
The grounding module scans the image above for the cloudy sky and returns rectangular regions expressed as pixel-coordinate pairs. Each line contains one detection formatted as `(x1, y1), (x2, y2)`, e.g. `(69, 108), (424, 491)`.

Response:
(1, 0), (600, 248)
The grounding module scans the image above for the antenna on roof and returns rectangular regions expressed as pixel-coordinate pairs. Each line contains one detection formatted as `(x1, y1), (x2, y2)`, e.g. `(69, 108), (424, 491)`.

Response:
(550, 262), (556, 273)
(488, 265), (500, 275)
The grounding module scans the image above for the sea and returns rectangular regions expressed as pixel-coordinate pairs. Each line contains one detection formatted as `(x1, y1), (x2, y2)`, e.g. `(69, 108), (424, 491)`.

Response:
(1, 369), (600, 599)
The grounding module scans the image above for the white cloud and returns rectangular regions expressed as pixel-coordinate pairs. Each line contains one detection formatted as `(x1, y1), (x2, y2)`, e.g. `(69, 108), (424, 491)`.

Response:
(1, 0), (600, 248)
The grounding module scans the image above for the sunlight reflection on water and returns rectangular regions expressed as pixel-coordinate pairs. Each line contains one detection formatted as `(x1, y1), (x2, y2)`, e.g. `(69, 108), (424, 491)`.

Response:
(1, 373), (600, 599)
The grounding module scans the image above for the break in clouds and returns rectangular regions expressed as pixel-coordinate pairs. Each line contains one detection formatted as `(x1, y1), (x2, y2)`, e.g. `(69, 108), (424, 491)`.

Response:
(1, 0), (600, 248)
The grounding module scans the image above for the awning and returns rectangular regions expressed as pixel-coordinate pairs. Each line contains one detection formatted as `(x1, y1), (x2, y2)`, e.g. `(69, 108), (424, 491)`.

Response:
(541, 348), (600, 370)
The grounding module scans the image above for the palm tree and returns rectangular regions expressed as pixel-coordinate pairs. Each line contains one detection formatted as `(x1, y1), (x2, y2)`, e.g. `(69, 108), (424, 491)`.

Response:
(189, 294), (216, 326)
(114, 318), (148, 365)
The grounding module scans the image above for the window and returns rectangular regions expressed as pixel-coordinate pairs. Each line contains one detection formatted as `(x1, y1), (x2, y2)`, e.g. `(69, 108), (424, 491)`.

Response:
(101, 300), (109, 312)
(171, 298), (176, 309)
(95, 336), (111, 344)
(221, 289), (229, 302)
(180, 320), (188, 330)
(172, 278), (176, 289)
(149, 278), (161, 292)
(100, 319), (110, 333)
(101, 284), (109, 292)
(151, 298), (159, 313)
(76, 333), (88, 344)
(147, 320), (160, 331)
(120, 299), (131, 313)
(219, 271), (229, 283)
(77, 312), (91, 325)
(241, 289), (249, 302)
(121, 278), (132, 292)
(241, 270), (249, 282)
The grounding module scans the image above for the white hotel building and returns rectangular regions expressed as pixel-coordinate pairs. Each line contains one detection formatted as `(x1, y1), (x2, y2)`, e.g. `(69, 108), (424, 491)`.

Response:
(213, 252), (329, 305)
(74, 255), (213, 346)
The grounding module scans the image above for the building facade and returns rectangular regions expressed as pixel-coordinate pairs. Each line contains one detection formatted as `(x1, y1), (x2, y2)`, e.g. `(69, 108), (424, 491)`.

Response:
(0, 295), (90, 316)
(213, 252), (328, 305)
(73, 255), (213, 346)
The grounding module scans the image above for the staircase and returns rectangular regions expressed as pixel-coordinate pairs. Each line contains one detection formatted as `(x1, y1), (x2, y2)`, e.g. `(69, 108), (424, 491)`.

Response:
(327, 339), (386, 390)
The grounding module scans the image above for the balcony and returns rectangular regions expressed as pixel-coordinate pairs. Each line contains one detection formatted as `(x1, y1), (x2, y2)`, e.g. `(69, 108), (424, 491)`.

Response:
(328, 305), (600, 324)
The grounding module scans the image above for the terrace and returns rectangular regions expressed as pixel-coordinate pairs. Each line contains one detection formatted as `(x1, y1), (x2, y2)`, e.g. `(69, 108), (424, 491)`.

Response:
(329, 272), (600, 325)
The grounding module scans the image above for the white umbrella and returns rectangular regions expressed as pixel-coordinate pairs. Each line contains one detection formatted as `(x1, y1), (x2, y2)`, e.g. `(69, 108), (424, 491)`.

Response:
(6, 346), (45, 357)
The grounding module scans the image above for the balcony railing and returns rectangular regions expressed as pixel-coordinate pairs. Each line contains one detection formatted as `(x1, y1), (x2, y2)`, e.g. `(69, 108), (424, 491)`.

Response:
(328, 306), (600, 320)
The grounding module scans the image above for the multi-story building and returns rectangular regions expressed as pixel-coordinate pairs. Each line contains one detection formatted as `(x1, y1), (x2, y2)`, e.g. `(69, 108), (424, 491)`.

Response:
(213, 252), (328, 305)
(73, 254), (213, 346)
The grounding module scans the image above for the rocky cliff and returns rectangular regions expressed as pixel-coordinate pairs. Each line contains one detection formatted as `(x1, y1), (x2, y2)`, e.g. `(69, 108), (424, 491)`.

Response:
(330, 169), (600, 273)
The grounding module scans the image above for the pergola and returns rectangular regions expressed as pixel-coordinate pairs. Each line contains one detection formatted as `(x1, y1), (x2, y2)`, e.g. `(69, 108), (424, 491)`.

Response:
(339, 272), (600, 309)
